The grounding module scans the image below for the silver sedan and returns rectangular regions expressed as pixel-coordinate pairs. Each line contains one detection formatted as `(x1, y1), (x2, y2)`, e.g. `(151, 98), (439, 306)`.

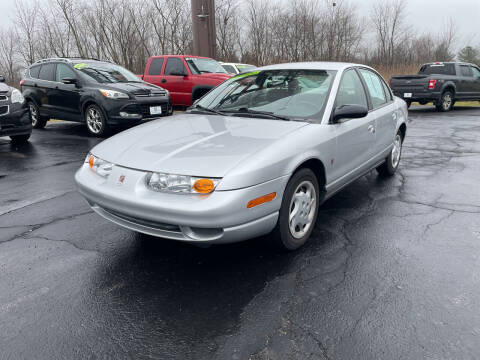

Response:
(75, 62), (407, 250)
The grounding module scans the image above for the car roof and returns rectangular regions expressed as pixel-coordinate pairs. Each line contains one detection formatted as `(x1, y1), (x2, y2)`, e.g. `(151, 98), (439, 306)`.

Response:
(31, 58), (110, 67)
(258, 61), (367, 72)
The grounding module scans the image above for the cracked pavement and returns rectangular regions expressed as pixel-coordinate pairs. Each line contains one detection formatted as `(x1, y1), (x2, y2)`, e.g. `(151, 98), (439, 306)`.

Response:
(1, 106), (480, 359)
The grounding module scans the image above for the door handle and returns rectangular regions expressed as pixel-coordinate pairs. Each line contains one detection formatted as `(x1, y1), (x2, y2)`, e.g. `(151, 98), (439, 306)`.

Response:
(161, 79), (167, 83)
(392, 113), (397, 120)
(367, 124), (375, 133)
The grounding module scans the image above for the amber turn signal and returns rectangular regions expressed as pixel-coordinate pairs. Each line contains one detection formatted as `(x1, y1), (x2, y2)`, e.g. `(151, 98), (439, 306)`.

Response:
(247, 192), (276, 208)
(193, 178), (215, 193)
(88, 155), (95, 168)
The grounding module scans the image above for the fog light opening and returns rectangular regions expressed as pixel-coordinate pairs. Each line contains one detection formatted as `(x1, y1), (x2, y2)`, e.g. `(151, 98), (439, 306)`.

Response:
(181, 226), (224, 241)
(119, 112), (140, 118)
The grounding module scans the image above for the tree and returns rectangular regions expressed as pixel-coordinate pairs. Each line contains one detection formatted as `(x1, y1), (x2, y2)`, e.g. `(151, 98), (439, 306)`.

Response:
(458, 46), (480, 65)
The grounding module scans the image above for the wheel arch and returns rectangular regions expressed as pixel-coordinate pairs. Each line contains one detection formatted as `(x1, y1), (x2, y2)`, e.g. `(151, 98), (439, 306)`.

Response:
(290, 157), (327, 193)
(441, 82), (456, 97)
(191, 85), (214, 103)
(398, 123), (407, 141)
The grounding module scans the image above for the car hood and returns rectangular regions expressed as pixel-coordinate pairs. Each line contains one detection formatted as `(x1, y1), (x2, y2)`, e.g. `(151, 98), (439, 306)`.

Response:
(199, 73), (232, 81)
(103, 81), (165, 94)
(92, 113), (308, 177)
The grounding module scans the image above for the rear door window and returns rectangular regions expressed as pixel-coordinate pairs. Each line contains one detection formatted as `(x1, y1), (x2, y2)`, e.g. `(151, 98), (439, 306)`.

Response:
(29, 65), (41, 79)
(38, 63), (56, 82)
(164, 58), (187, 76)
(460, 65), (473, 77)
(359, 69), (387, 108)
(55, 63), (76, 82)
(148, 58), (164, 75)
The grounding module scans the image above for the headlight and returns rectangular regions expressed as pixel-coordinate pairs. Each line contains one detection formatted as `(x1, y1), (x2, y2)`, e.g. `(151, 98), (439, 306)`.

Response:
(11, 89), (25, 104)
(85, 154), (113, 178)
(145, 172), (220, 194)
(99, 89), (129, 99)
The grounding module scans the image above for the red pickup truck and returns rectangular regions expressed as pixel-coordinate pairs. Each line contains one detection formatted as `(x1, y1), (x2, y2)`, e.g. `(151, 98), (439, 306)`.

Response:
(139, 55), (232, 107)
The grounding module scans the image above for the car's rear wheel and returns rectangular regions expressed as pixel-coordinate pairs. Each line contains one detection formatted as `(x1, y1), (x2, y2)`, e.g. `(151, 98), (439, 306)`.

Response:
(10, 134), (31, 144)
(436, 91), (454, 112)
(29, 101), (47, 129)
(377, 131), (403, 177)
(85, 104), (109, 137)
(271, 168), (320, 251)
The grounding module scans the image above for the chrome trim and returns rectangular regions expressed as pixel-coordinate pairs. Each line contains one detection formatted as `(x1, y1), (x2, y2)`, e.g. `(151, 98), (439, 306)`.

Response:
(0, 105), (10, 117)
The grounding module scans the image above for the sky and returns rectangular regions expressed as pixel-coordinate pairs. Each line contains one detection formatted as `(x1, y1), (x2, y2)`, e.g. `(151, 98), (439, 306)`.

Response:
(0, 0), (478, 46)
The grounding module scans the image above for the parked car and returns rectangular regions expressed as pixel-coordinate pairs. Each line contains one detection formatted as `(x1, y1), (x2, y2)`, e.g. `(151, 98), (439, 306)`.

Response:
(76, 62), (407, 251)
(139, 55), (231, 107)
(0, 75), (31, 144)
(390, 62), (480, 111)
(220, 62), (257, 75)
(21, 58), (172, 136)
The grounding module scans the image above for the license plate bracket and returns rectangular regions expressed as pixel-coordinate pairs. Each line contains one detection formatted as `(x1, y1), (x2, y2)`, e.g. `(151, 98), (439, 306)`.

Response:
(150, 106), (162, 115)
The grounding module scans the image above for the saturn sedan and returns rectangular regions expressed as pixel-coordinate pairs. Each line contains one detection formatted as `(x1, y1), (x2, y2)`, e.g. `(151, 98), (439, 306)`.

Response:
(75, 62), (407, 250)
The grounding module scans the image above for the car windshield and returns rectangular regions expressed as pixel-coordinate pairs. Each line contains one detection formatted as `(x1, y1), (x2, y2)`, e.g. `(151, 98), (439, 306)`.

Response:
(185, 57), (227, 74)
(73, 62), (142, 83)
(193, 69), (336, 120)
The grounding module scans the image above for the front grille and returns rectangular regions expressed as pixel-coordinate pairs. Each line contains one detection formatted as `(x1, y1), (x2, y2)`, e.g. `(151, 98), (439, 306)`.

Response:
(0, 95), (7, 101)
(0, 105), (9, 116)
(134, 91), (167, 97)
(103, 207), (182, 233)
(139, 103), (169, 118)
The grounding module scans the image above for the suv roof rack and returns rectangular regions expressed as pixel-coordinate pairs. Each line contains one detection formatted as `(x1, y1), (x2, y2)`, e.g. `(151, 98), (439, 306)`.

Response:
(31, 57), (108, 66)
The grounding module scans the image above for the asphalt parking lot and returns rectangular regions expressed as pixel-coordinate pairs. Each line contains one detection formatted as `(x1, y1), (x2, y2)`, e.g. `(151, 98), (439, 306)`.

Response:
(1, 106), (480, 359)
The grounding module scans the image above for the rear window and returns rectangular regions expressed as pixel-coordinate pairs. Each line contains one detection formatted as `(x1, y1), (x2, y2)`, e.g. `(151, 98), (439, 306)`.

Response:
(38, 64), (56, 81)
(148, 58), (164, 76)
(29, 65), (41, 79)
(419, 63), (455, 76)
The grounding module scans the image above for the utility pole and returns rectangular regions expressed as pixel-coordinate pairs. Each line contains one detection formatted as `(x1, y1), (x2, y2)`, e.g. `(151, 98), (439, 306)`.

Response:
(191, 0), (216, 58)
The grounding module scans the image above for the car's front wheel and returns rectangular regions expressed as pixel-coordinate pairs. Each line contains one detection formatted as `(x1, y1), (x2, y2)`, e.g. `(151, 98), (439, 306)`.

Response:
(271, 168), (320, 251)
(28, 101), (47, 129)
(377, 131), (403, 176)
(85, 104), (109, 137)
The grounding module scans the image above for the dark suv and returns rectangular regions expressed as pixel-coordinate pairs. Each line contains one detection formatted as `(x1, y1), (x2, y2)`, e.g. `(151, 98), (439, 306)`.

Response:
(0, 75), (31, 144)
(21, 58), (172, 136)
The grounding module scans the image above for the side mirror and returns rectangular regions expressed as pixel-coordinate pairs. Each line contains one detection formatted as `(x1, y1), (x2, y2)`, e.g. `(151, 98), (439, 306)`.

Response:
(332, 104), (368, 123)
(0, 75), (5, 83)
(62, 77), (78, 85)
(170, 69), (188, 77)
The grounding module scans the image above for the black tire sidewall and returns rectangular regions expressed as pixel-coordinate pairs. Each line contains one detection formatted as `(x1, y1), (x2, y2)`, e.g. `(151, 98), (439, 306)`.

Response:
(10, 134), (31, 143)
(273, 168), (320, 251)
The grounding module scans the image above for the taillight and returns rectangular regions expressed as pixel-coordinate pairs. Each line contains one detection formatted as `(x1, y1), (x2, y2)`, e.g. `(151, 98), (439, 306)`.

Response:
(388, 79), (391, 86)
(20, 80), (26, 86)
(428, 79), (437, 90)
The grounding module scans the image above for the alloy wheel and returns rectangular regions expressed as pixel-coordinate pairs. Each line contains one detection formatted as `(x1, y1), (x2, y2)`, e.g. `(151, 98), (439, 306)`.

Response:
(391, 134), (402, 168)
(443, 93), (452, 111)
(288, 180), (317, 239)
(29, 104), (38, 126)
(86, 108), (103, 134)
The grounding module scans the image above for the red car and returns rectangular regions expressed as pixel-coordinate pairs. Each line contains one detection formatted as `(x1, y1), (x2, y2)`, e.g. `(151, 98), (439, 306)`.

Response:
(139, 55), (232, 107)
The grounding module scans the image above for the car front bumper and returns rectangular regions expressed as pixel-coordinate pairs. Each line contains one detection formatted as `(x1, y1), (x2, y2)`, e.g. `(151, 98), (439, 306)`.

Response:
(75, 163), (289, 244)
(105, 97), (173, 126)
(0, 105), (32, 137)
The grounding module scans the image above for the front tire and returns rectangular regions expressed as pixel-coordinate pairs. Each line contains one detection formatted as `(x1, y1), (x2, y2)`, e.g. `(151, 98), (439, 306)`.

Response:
(10, 134), (31, 144)
(271, 168), (320, 251)
(436, 91), (454, 112)
(377, 132), (403, 177)
(28, 101), (47, 129)
(85, 104), (109, 137)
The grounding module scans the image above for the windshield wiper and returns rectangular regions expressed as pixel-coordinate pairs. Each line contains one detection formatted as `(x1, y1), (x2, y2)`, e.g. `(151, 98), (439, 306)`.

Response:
(223, 108), (290, 121)
(190, 104), (228, 116)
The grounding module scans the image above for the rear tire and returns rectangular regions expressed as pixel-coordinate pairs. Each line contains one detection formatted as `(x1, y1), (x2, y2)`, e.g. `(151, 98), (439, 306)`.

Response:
(435, 91), (454, 112)
(377, 131), (403, 177)
(28, 101), (47, 129)
(10, 134), (31, 144)
(85, 104), (109, 137)
(270, 168), (320, 251)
